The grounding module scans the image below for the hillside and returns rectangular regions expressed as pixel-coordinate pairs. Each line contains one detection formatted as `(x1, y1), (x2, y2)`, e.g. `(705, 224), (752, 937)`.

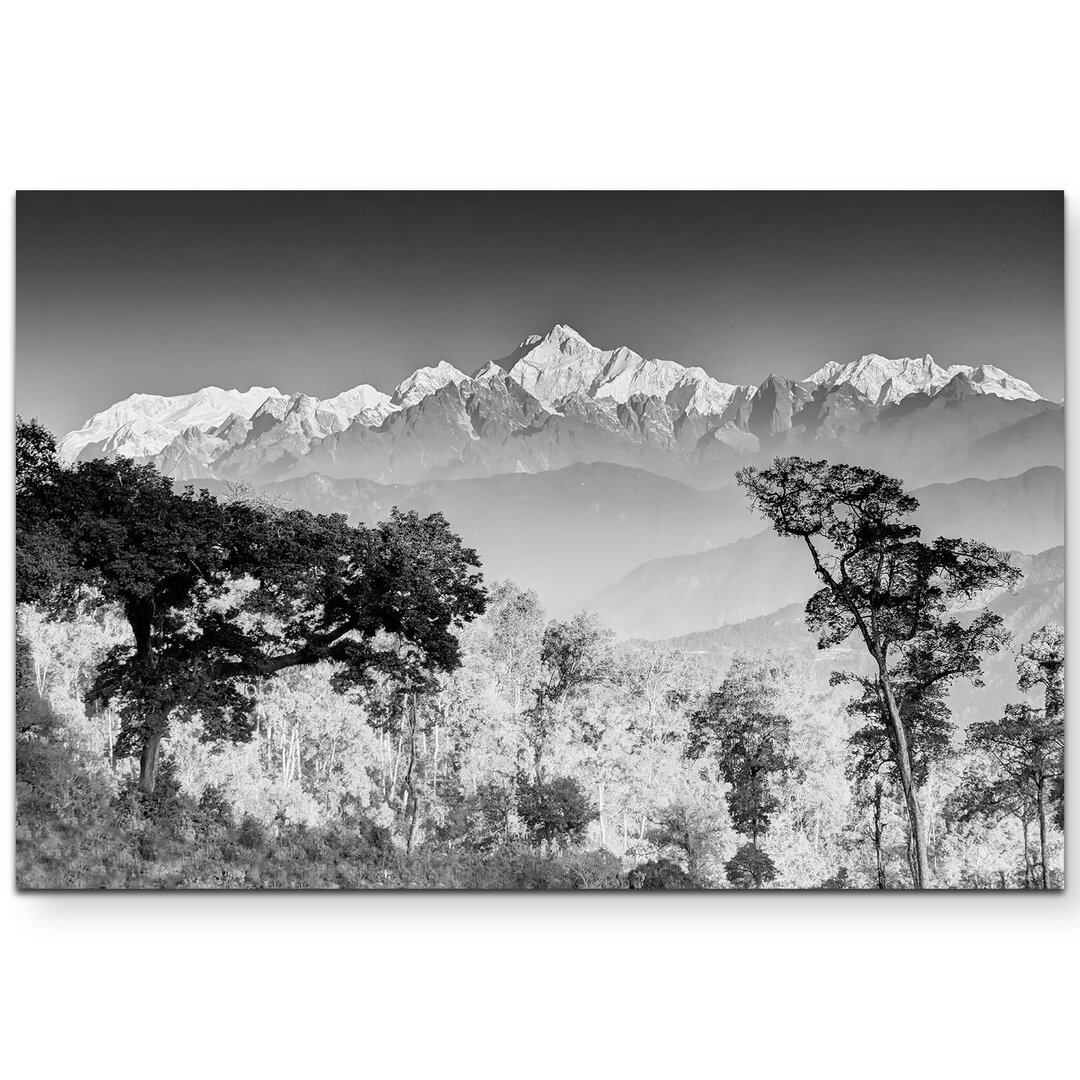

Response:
(590, 470), (1065, 640)
(234, 462), (759, 614)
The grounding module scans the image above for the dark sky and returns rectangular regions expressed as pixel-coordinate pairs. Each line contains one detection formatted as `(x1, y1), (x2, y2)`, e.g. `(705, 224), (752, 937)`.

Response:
(16, 191), (1064, 436)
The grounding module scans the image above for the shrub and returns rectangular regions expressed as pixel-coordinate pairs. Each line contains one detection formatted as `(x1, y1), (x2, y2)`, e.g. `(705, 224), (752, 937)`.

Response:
(627, 858), (693, 890)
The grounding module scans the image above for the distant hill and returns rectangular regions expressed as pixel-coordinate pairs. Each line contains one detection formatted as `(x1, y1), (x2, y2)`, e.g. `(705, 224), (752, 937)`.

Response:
(912, 466), (1063, 554)
(662, 546), (1063, 730)
(587, 530), (818, 639)
(214, 462), (759, 616)
(589, 471), (1065, 640)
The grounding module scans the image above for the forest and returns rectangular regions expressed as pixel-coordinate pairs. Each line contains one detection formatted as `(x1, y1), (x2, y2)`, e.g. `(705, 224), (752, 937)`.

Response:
(15, 418), (1065, 889)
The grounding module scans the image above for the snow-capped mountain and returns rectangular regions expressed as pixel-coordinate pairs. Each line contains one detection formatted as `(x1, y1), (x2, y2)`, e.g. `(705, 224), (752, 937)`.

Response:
(58, 382), (393, 464)
(503, 324), (744, 416)
(57, 386), (289, 462)
(56, 324), (1054, 489)
(319, 384), (396, 427)
(806, 353), (1041, 406)
(391, 361), (469, 409)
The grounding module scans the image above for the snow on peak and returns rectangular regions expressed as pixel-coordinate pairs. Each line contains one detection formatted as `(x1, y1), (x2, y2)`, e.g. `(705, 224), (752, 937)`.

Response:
(820, 354), (954, 406)
(961, 364), (1042, 402)
(319, 384), (395, 424)
(391, 360), (469, 409)
(507, 324), (744, 414)
(57, 385), (287, 463)
(506, 326), (611, 404)
(805, 352), (1043, 406)
(471, 360), (505, 381)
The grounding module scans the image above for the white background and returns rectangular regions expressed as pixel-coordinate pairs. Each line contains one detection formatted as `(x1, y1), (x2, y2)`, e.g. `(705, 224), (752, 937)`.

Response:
(2, 2), (1076, 1076)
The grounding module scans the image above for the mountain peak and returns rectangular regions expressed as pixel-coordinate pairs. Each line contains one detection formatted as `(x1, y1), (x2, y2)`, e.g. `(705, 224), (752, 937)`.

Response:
(391, 361), (469, 409)
(471, 360), (505, 380)
(547, 323), (588, 342)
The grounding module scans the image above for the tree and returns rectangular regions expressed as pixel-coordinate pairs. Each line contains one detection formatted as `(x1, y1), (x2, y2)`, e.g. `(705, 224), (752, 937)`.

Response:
(16, 419), (74, 603)
(516, 775), (596, 851)
(524, 611), (613, 780)
(724, 843), (777, 889)
(950, 755), (1039, 888)
(478, 580), (547, 712)
(689, 654), (792, 884)
(964, 696), (1063, 889)
(627, 858), (692, 889)
(737, 457), (1018, 888)
(1017, 623), (1064, 829)
(846, 676), (954, 886)
(16, 422), (487, 795)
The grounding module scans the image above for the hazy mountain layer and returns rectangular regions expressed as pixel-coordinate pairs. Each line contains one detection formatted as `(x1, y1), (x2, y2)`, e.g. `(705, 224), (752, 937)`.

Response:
(202, 462), (759, 615)
(587, 469), (1065, 639)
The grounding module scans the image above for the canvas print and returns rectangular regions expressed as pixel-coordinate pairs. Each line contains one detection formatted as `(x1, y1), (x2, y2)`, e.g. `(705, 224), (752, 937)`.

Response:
(15, 191), (1064, 890)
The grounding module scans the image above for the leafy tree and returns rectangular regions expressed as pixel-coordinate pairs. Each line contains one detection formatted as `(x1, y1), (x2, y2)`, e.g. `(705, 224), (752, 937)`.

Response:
(524, 611), (614, 780)
(724, 842), (777, 889)
(965, 702), (1062, 888)
(645, 787), (729, 885)
(689, 655), (792, 879)
(819, 866), (852, 889)
(537, 611), (614, 701)
(627, 858), (692, 889)
(950, 755), (1040, 888)
(516, 775), (596, 851)
(1017, 623), (1064, 829)
(737, 456), (1018, 888)
(16, 419), (75, 603)
(478, 580), (547, 711)
(846, 676), (955, 887)
(954, 624), (1064, 888)
(16, 421), (487, 795)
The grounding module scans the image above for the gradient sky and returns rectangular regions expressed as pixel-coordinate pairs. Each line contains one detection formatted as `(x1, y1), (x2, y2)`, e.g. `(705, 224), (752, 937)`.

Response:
(16, 191), (1064, 436)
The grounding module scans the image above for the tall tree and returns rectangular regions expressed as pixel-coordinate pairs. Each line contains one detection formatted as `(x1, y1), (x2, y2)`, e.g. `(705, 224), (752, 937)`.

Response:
(965, 703), (1061, 888)
(1017, 623), (1065, 829)
(737, 456), (1018, 888)
(950, 755), (1040, 888)
(689, 655), (792, 885)
(524, 611), (613, 780)
(16, 421), (487, 794)
(846, 675), (953, 886)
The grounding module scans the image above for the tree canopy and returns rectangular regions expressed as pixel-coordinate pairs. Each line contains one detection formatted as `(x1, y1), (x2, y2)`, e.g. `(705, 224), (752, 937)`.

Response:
(736, 456), (1020, 888)
(16, 419), (487, 792)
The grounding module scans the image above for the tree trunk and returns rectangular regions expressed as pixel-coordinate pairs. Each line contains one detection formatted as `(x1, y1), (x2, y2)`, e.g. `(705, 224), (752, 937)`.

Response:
(879, 670), (931, 888)
(404, 692), (420, 856)
(1036, 778), (1050, 889)
(1021, 819), (1031, 889)
(432, 722), (439, 800)
(138, 730), (163, 795)
(872, 786), (886, 890)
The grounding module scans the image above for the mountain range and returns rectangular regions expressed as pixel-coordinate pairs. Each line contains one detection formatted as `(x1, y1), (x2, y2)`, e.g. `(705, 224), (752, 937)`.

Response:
(55, 323), (1064, 631)
(58, 324), (1055, 491)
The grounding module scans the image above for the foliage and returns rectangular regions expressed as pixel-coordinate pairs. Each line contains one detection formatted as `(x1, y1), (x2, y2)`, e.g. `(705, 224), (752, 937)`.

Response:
(690, 654), (793, 848)
(16, 420), (487, 793)
(13, 440), (1065, 889)
(724, 843), (777, 889)
(516, 775), (597, 850)
(627, 858), (693, 889)
(737, 455), (1020, 888)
